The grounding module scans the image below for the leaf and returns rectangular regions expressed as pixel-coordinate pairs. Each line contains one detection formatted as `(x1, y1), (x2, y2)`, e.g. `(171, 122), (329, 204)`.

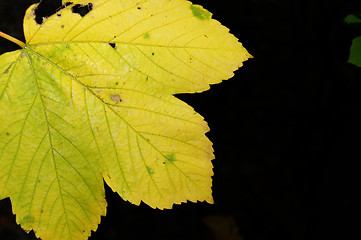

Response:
(0, 0), (251, 239)
(348, 36), (361, 67)
(344, 14), (361, 24)
(344, 14), (361, 67)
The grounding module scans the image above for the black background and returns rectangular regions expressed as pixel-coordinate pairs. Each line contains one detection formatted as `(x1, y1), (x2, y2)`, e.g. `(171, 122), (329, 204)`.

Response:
(1, 0), (360, 239)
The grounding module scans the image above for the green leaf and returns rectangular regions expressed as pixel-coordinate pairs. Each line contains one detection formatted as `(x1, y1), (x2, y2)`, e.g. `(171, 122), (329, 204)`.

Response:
(344, 14), (361, 24)
(345, 13), (361, 67)
(348, 35), (361, 67)
(0, 0), (251, 239)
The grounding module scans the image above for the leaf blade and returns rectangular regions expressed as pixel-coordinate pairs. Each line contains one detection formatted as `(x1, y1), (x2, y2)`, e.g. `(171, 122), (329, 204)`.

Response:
(1, 47), (107, 240)
(1, 0), (251, 239)
(348, 35), (361, 67)
(24, 0), (251, 93)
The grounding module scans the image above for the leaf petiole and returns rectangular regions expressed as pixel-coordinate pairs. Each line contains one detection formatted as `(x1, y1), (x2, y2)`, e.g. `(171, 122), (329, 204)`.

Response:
(0, 30), (26, 48)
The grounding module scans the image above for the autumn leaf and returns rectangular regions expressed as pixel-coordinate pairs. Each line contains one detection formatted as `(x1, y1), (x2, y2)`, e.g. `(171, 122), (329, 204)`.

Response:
(0, 0), (251, 239)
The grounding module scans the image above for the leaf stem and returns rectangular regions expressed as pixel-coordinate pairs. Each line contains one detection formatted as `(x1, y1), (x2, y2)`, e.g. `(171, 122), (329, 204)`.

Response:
(0, 30), (26, 48)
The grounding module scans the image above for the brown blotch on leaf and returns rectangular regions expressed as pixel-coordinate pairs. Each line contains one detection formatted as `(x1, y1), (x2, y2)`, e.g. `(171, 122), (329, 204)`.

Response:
(111, 94), (122, 102)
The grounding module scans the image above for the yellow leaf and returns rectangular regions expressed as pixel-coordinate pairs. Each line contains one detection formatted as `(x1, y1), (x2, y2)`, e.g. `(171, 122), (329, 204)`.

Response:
(0, 0), (251, 239)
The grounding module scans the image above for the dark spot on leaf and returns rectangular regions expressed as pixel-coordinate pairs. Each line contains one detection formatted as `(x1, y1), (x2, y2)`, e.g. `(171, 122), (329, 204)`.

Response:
(204, 34), (208, 38)
(61, 25), (65, 28)
(163, 162), (165, 165)
(41, 210), (43, 213)
(57, 13), (62, 17)
(35, 0), (72, 25)
(72, 3), (93, 17)
(146, 76), (149, 81)
(115, 82), (119, 85)
(137, 6), (142, 10)
(108, 42), (117, 49)
(151, 52), (155, 56)
(6, 132), (10, 136)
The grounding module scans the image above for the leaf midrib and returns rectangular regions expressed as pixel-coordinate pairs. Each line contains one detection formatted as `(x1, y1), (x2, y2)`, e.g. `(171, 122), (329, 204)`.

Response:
(24, 49), (74, 240)
(26, 40), (240, 51)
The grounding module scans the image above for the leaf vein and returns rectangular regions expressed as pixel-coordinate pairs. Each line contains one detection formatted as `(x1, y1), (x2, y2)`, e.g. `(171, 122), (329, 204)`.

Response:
(67, 0), (147, 41)
(2, 91), (39, 191)
(103, 104), (133, 196)
(135, 134), (165, 204)
(24, 49), (73, 240)
(138, 131), (210, 155)
(49, 126), (104, 210)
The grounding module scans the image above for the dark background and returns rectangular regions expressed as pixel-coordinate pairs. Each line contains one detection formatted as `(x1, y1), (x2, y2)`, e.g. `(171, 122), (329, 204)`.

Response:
(1, 0), (360, 239)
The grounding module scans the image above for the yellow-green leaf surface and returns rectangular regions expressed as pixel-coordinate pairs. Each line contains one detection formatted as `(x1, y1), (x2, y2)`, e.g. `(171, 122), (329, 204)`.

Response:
(0, 0), (251, 239)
